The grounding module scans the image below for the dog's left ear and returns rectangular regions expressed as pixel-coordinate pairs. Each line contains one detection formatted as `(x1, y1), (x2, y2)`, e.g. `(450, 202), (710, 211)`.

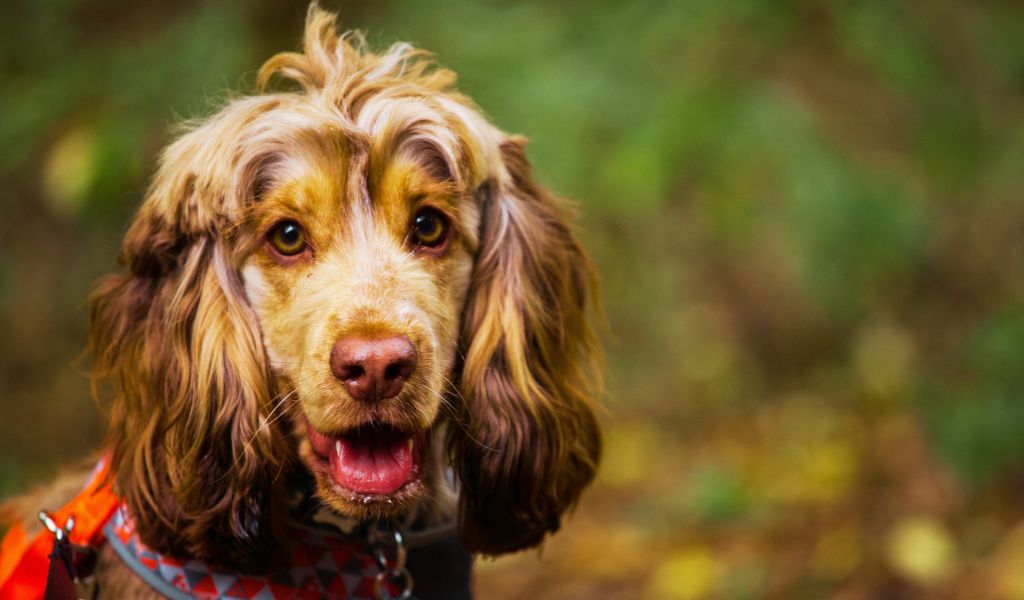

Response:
(88, 101), (289, 570)
(451, 136), (602, 555)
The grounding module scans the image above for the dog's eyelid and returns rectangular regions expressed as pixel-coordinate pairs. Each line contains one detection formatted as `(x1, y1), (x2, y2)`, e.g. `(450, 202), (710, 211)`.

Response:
(263, 216), (304, 235)
(412, 204), (457, 230)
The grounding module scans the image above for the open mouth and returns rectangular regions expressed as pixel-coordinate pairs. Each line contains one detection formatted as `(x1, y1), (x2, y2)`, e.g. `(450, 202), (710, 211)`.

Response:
(307, 423), (422, 495)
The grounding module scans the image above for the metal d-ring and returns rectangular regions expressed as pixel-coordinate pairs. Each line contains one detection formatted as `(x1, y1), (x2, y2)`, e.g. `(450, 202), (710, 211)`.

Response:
(371, 527), (413, 600)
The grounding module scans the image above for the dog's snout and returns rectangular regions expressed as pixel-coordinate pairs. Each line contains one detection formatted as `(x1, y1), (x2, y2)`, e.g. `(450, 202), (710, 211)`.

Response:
(330, 335), (416, 402)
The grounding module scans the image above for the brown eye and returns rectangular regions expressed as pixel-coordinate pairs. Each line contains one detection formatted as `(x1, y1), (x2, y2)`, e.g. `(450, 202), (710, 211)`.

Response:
(411, 208), (448, 249)
(268, 220), (307, 256)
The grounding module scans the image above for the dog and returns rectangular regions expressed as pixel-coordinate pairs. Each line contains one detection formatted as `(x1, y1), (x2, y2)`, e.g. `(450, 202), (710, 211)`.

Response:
(0, 5), (601, 599)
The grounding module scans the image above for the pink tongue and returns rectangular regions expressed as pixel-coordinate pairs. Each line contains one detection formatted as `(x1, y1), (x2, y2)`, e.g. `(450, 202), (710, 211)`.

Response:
(318, 430), (414, 494)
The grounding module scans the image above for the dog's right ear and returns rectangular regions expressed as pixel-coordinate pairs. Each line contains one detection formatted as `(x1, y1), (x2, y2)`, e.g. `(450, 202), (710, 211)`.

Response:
(88, 99), (289, 570)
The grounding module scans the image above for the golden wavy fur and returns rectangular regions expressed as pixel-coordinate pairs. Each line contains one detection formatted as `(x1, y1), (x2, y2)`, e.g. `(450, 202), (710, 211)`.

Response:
(83, 4), (601, 573)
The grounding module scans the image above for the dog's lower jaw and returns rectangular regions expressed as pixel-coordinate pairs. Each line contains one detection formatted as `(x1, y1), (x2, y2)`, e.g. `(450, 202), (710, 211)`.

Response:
(298, 433), (440, 523)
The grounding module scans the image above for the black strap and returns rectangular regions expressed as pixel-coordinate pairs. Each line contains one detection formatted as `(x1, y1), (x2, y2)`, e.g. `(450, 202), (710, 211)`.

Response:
(44, 536), (76, 600)
(405, 535), (474, 600)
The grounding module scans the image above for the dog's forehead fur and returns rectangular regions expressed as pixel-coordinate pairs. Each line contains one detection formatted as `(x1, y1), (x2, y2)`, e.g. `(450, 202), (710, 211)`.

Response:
(235, 125), (480, 259)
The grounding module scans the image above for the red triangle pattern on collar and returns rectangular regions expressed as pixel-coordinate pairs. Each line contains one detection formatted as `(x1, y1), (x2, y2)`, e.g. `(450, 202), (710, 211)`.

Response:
(105, 504), (407, 599)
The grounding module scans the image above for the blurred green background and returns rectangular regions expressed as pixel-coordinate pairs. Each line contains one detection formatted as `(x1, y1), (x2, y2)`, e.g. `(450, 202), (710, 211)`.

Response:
(2, 0), (1024, 597)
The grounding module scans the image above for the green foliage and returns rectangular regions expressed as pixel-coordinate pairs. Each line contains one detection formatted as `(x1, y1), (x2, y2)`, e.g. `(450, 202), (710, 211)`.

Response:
(931, 308), (1024, 484)
(685, 463), (752, 523)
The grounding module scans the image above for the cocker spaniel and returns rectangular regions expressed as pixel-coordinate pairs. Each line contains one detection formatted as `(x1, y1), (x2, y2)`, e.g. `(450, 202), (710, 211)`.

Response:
(2, 5), (600, 599)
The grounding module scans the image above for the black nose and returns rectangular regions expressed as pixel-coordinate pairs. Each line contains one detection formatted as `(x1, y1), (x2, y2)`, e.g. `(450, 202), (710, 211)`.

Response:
(329, 335), (416, 403)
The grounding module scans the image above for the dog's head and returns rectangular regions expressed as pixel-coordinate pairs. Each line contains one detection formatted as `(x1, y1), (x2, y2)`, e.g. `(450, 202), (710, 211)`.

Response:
(89, 6), (600, 568)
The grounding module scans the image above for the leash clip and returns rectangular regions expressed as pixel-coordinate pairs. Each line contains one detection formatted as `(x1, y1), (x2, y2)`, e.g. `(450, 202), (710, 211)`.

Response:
(38, 511), (73, 542)
(38, 511), (99, 600)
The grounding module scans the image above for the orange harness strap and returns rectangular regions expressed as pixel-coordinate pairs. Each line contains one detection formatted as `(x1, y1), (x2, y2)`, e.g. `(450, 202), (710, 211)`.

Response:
(0, 458), (119, 600)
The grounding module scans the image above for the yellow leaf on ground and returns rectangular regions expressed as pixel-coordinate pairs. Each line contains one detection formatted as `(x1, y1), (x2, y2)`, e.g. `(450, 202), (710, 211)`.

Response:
(885, 516), (957, 586)
(646, 546), (722, 600)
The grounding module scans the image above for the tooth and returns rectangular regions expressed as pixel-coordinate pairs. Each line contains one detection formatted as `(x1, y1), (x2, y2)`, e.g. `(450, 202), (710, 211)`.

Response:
(406, 438), (414, 453)
(335, 440), (342, 460)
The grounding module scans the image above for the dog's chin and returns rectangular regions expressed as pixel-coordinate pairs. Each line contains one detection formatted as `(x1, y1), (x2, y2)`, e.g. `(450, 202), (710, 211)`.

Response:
(300, 420), (429, 520)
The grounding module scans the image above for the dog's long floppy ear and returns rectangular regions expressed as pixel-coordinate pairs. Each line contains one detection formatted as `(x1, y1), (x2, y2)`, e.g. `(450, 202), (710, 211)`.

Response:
(88, 102), (288, 570)
(451, 136), (602, 555)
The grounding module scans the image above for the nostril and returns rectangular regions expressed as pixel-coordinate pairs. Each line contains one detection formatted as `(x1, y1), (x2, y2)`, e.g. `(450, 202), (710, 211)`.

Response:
(339, 363), (365, 382)
(383, 358), (414, 382)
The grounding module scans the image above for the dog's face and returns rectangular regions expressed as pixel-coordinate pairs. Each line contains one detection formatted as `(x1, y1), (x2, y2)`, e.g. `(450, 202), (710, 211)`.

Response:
(88, 7), (600, 569)
(239, 117), (479, 516)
